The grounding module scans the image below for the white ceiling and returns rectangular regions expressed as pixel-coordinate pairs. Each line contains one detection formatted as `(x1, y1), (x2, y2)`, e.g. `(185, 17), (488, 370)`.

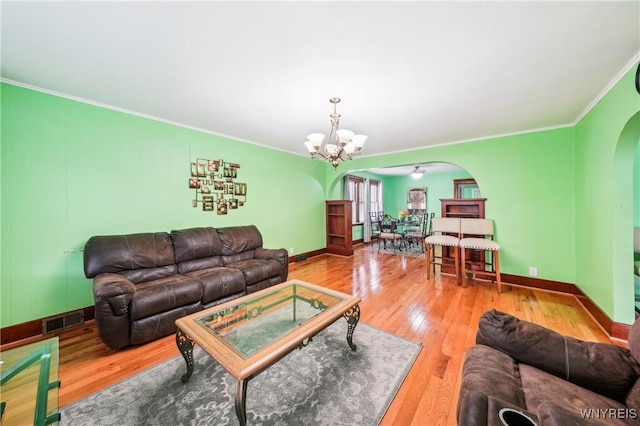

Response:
(368, 162), (463, 176)
(2, 2), (639, 159)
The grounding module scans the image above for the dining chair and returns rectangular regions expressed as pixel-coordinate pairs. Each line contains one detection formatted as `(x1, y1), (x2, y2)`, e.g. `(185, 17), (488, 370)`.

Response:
(378, 214), (405, 253)
(405, 211), (430, 252)
(425, 217), (461, 284)
(369, 211), (382, 243)
(459, 218), (502, 292)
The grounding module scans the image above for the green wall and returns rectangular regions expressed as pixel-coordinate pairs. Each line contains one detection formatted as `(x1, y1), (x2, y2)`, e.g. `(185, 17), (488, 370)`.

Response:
(1, 83), (328, 327)
(575, 65), (640, 325)
(634, 143), (640, 227)
(330, 65), (640, 325)
(382, 170), (473, 217)
(328, 126), (576, 287)
(2, 63), (639, 328)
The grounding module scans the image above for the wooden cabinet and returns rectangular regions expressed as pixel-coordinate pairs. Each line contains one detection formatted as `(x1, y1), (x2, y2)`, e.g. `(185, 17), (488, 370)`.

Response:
(440, 198), (486, 218)
(440, 198), (486, 273)
(326, 200), (353, 256)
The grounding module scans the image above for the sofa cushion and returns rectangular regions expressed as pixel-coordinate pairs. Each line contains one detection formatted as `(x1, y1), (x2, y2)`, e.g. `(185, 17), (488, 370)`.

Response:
(217, 225), (263, 256)
(458, 345), (527, 415)
(130, 303), (201, 346)
(225, 259), (283, 286)
(477, 309), (640, 402)
(185, 267), (246, 305)
(519, 364), (636, 426)
(130, 275), (202, 320)
(170, 227), (223, 266)
(536, 401), (614, 426)
(84, 232), (176, 281)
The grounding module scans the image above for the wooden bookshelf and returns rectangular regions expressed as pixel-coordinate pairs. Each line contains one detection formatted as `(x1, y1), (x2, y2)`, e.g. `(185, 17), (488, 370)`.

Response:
(326, 200), (353, 256)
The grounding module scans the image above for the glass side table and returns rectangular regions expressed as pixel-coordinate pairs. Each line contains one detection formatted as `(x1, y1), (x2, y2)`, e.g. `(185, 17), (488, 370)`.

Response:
(1, 337), (60, 425)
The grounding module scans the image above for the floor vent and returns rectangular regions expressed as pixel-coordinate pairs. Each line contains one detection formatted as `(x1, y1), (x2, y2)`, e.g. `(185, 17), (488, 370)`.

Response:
(294, 254), (308, 262)
(42, 310), (84, 334)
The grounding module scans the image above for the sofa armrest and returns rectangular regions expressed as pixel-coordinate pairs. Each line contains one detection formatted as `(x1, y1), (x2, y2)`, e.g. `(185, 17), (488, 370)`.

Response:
(93, 273), (135, 315)
(476, 309), (640, 402)
(537, 401), (614, 426)
(92, 273), (136, 350)
(458, 390), (538, 426)
(255, 247), (289, 281)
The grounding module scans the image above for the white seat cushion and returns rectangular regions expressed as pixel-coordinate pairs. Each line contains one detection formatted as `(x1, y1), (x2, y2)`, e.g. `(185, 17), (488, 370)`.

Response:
(380, 232), (403, 240)
(425, 235), (460, 247)
(459, 237), (500, 251)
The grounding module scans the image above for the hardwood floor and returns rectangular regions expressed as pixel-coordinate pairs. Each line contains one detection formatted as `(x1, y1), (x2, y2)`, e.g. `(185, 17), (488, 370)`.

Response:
(3, 244), (616, 425)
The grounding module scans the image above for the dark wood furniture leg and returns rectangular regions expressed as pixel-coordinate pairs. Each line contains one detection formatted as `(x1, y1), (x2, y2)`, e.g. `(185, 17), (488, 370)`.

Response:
(176, 328), (195, 383)
(235, 379), (248, 426)
(343, 304), (360, 351)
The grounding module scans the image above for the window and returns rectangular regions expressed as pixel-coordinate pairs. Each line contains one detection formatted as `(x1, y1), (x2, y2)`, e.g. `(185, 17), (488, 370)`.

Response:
(370, 179), (382, 215)
(345, 176), (383, 225)
(345, 176), (364, 224)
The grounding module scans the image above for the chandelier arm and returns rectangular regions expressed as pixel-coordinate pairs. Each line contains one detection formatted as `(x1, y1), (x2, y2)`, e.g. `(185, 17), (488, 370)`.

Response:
(312, 151), (329, 160)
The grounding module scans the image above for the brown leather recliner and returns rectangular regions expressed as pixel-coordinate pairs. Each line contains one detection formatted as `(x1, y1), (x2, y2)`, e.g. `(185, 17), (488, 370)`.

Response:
(84, 225), (288, 350)
(457, 309), (640, 426)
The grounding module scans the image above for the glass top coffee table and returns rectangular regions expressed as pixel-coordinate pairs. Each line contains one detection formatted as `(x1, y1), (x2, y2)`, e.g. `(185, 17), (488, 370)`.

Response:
(175, 279), (361, 426)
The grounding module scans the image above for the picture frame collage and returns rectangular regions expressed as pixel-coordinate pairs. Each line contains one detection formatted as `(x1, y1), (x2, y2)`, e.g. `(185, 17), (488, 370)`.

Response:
(189, 158), (247, 214)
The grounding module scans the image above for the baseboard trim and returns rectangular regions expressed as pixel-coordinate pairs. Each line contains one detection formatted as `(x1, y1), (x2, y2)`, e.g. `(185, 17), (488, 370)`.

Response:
(1, 260), (631, 345)
(3, 250), (328, 346)
(1, 306), (95, 346)
(503, 274), (629, 341)
(288, 248), (327, 263)
(501, 274), (582, 295)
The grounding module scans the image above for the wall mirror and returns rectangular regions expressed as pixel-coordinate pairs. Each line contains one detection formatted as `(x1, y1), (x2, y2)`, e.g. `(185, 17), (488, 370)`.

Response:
(454, 178), (481, 199)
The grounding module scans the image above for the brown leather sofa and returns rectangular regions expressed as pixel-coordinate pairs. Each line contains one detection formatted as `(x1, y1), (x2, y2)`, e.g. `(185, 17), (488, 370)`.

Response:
(457, 309), (640, 426)
(83, 225), (288, 349)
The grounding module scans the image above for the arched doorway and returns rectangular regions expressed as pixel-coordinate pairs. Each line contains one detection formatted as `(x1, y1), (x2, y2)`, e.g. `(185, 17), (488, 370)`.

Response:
(612, 111), (640, 319)
(327, 162), (481, 244)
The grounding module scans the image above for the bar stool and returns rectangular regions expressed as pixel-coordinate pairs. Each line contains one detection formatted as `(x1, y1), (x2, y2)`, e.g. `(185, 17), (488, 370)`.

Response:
(425, 217), (461, 284)
(459, 218), (502, 292)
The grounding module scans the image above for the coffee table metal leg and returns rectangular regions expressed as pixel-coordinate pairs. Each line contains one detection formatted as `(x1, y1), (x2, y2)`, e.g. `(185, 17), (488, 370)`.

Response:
(235, 379), (248, 426)
(176, 328), (195, 383)
(343, 304), (360, 351)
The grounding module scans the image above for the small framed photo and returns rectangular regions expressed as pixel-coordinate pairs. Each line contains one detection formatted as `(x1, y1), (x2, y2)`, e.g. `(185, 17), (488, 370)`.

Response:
(192, 199), (198, 208)
(214, 181), (224, 190)
(239, 200), (245, 207)
(234, 182), (247, 196)
(208, 159), (219, 172)
(203, 203), (214, 211)
(189, 179), (201, 189)
(224, 167), (238, 178)
(201, 186), (211, 194)
(190, 162), (199, 177)
(224, 184), (234, 195)
(217, 204), (228, 215)
(197, 163), (207, 177)
(229, 198), (238, 209)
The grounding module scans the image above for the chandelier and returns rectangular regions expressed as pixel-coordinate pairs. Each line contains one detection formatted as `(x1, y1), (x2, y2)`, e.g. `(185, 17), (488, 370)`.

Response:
(410, 166), (426, 179)
(303, 97), (367, 169)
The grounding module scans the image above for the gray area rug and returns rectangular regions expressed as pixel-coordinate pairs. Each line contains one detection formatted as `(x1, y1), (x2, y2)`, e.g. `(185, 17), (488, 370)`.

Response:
(61, 321), (421, 426)
(363, 241), (425, 258)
